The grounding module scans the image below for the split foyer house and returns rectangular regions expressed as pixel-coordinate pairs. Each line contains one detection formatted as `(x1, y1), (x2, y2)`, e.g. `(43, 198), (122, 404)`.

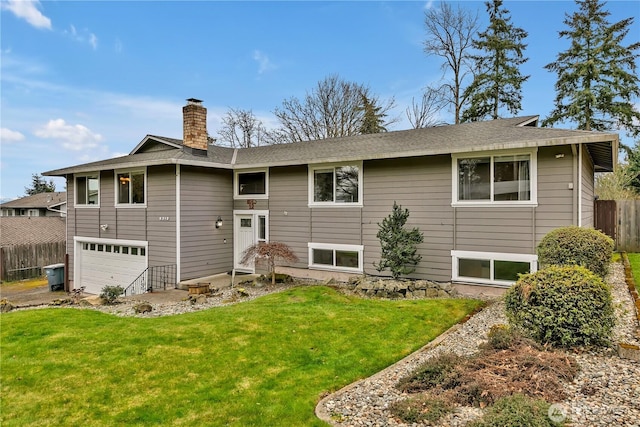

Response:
(44, 99), (618, 295)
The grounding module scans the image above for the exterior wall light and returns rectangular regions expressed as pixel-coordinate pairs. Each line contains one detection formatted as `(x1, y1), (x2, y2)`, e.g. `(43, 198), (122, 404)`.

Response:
(215, 216), (223, 229)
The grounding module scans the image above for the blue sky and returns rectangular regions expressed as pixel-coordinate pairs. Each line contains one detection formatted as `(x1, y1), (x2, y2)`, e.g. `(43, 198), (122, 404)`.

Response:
(1, 0), (638, 200)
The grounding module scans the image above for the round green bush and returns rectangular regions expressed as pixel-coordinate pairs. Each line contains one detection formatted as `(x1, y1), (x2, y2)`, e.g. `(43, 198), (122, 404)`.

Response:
(504, 265), (615, 348)
(537, 226), (614, 278)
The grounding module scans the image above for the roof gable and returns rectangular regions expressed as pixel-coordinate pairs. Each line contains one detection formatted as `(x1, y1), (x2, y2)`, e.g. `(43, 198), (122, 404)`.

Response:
(130, 135), (183, 154)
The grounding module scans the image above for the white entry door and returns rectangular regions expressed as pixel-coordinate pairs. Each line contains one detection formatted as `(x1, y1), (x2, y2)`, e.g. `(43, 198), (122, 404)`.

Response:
(234, 211), (268, 272)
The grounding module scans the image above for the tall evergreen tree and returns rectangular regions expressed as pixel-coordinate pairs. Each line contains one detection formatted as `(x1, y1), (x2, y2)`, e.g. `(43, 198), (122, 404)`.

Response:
(543, 0), (640, 137)
(24, 173), (56, 196)
(358, 93), (388, 134)
(461, 0), (529, 122)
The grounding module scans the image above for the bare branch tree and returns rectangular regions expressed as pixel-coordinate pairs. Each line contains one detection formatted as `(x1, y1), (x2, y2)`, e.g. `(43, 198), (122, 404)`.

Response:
(424, 2), (479, 124)
(217, 108), (268, 148)
(269, 74), (397, 144)
(240, 241), (299, 286)
(405, 86), (448, 128)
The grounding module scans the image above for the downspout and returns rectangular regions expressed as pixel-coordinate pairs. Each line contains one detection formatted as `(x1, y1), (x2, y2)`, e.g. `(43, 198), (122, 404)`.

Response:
(578, 144), (583, 227)
(571, 145), (578, 225)
(176, 164), (181, 282)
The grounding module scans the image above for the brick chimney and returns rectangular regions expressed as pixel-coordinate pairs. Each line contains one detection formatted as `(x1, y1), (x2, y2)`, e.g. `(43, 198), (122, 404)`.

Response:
(183, 98), (208, 153)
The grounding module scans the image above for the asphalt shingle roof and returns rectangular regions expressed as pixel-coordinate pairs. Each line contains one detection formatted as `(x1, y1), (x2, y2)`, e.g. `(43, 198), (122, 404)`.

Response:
(0, 192), (67, 209)
(0, 217), (66, 246)
(43, 116), (618, 176)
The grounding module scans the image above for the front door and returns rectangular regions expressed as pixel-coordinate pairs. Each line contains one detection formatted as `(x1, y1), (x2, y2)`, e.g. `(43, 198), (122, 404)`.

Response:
(233, 211), (269, 272)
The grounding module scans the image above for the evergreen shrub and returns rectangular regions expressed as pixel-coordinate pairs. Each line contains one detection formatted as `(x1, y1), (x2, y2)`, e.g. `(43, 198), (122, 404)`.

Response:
(504, 265), (615, 348)
(536, 226), (613, 278)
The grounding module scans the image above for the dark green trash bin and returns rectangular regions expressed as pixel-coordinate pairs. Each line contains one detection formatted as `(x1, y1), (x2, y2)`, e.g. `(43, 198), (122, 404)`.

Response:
(43, 263), (65, 291)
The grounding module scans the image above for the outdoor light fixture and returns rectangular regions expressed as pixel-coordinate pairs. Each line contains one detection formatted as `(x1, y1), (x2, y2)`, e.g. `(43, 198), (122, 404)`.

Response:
(215, 216), (223, 229)
(100, 224), (109, 231)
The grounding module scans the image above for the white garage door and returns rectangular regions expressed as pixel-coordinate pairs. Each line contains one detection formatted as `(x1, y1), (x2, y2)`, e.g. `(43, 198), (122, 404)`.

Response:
(77, 240), (147, 295)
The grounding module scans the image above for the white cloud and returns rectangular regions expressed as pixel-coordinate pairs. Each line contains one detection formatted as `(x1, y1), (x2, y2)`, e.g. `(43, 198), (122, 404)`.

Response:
(64, 24), (98, 50)
(0, 127), (26, 142)
(1, 0), (51, 30)
(253, 50), (277, 74)
(423, 1), (434, 10)
(34, 119), (103, 151)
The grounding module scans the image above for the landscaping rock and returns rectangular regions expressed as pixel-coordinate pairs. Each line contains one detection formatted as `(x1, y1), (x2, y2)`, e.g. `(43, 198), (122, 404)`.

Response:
(0, 299), (13, 312)
(134, 302), (153, 314)
(348, 277), (458, 300)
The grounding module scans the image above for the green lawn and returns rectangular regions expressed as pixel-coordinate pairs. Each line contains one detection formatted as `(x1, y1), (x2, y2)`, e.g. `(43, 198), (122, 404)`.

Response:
(626, 253), (640, 293)
(1, 286), (482, 426)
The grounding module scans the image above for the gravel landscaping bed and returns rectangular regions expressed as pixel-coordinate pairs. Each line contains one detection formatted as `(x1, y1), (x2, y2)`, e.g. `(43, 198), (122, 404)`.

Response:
(317, 262), (640, 427)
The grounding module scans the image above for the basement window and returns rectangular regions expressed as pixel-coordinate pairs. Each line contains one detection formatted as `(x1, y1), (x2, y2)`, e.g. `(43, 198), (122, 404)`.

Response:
(451, 250), (537, 286)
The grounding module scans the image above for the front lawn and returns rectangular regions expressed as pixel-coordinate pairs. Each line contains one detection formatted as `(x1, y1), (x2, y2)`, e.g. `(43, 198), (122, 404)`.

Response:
(1, 286), (482, 426)
(626, 253), (640, 292)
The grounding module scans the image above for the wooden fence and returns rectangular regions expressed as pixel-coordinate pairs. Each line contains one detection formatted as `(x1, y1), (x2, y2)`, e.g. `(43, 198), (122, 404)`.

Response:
(615, 200), (640, 252)
(0, 242), (66, 282)
(595, 200), (640, 252)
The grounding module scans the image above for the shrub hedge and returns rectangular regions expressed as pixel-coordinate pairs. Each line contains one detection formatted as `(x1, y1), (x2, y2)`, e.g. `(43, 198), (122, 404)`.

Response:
(536, 226), (613, 278)
(504, 265), (615, 348)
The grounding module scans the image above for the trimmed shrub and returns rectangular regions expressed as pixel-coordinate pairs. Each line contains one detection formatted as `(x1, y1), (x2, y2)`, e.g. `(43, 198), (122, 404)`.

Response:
(100, 285), (124, 305)
(504, 265), (615, 348)
(537, 226), (613, 278)
(467, 394), (564, 427)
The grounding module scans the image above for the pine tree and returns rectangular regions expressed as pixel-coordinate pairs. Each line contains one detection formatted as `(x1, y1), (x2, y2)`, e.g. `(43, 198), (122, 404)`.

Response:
(543, 0), (640, 137)
(462, 0), (529, 122)
(24, 173), (56, 196)
(374, 202), (424, 280)
(358, 93), (388, 134)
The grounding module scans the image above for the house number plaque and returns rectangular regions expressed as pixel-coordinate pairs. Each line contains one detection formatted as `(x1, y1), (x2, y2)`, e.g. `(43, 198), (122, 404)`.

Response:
(158, 216), (170, 221)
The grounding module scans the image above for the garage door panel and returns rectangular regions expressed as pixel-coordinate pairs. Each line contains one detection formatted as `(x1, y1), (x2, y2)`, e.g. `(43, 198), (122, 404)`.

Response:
(78, 240), (147, 295)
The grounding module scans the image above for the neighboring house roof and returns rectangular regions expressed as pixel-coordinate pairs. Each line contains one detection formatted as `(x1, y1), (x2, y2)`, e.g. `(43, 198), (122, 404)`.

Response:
(0, 217), (66, 246)
(43, 116), (618, 176)
(0, 192), (67, 209)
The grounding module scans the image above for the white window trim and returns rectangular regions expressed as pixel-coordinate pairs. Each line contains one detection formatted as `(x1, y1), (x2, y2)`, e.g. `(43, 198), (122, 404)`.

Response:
(451, 148), (538, 207)
(75, 173), (100, 208)
(308, 161), (363, 207)
(115, 168), (147, 208)
(451, 250), (538, 287)
(234, 169), (269, 200)
(308, 242), (364, 273)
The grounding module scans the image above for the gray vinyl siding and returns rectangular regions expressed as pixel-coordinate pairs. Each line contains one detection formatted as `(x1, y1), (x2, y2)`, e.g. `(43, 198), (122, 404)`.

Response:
(535, 146), (575, 243)
(362, 156), (453, 282)
(268, 165), (310, 267)
(310, 209), (362, 244)
(454, 208), (535, 253)
(581, 148), (595, 227)
(97, 170), (117, 239)
(180, 166), (233, 280)
(146, 165), (176, 266)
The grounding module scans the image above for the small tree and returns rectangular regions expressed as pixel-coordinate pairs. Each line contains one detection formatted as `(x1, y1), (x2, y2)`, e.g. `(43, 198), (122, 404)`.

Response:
(374, 202), (424, 279)
(240, 241), (299, 286)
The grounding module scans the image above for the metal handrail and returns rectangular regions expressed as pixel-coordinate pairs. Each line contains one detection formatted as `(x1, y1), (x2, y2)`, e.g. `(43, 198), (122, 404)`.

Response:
(122, 264), (177, 296)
